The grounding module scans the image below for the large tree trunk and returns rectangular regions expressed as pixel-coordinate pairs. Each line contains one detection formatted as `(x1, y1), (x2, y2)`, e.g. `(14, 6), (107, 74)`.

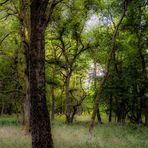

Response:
(29, 1), (53, 147)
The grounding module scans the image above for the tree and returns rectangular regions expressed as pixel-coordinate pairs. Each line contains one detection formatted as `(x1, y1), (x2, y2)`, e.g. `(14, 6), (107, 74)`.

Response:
(89, 0), (128, 133)
(28, 0), (62, 147)
(19, 0), (31, 131)
(46, 0), (90, 123)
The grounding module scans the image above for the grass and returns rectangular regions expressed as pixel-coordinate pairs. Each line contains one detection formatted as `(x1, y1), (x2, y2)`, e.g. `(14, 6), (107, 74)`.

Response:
(0, 126), (31, 148)
(0, 115), (148, 148)
(0, 115), (18, 126)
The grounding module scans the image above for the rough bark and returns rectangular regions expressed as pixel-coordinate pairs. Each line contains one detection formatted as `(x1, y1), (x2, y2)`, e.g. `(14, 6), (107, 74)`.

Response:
(29, 29), (53, 147)
(29, 0), (53, 147)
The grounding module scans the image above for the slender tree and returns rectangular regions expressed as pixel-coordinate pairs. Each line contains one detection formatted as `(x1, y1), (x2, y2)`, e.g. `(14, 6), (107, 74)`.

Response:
(19, 0), (31, 131)
(89, 0), (128, 133)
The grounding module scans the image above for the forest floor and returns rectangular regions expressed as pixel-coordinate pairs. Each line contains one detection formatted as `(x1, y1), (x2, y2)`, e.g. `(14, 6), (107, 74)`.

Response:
(0, 115), (148, 148)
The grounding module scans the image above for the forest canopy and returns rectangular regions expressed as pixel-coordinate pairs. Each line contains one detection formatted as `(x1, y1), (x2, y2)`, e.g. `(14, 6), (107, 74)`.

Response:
(0, 0), (148, 148)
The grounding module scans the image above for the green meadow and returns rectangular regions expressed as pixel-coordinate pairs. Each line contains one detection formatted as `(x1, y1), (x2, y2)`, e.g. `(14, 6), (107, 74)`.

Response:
(0, 116), (148, 148)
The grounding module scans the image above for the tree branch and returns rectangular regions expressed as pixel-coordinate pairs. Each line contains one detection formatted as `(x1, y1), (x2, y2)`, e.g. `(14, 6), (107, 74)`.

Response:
(0, 31), (15, 46)
(0, 89), (25, 95)
(46, 0), (63, 24)
(0, 0), (9, 6)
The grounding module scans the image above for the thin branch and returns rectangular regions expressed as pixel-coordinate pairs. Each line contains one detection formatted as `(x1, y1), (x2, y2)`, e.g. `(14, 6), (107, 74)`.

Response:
(0, 0), (9, 6)
(0, 89), (25, 95)
(46, 0), (63, 24)
(107, 5), (116, 30)
(0, 12), (17, 21)
(60, 70), (66, 78)
(10, 0), (19, 16)
(48, 37), (59, 40)
(70, 43), (90, 70)
(70, 77), (88, 107)
(59, 35), (70, 65)
(0, 32), (15, 46)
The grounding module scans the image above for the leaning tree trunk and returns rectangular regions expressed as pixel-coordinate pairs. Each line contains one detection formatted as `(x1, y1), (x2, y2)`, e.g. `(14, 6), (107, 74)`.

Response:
(89, 1), (127, 133)
(29, 1), (53, 147)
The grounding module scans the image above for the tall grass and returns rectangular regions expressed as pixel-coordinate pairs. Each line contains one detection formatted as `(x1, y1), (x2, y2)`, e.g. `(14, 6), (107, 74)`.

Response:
(0, 115), (148, 148)
(0, 126), (31, 148)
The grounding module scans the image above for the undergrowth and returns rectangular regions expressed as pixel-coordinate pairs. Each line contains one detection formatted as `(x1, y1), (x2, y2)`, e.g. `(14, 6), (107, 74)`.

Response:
(0, 115), (148, 148)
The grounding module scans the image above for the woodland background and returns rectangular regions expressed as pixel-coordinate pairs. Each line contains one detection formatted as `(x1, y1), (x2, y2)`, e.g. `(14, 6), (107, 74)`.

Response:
(0, 0), (148, 148)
